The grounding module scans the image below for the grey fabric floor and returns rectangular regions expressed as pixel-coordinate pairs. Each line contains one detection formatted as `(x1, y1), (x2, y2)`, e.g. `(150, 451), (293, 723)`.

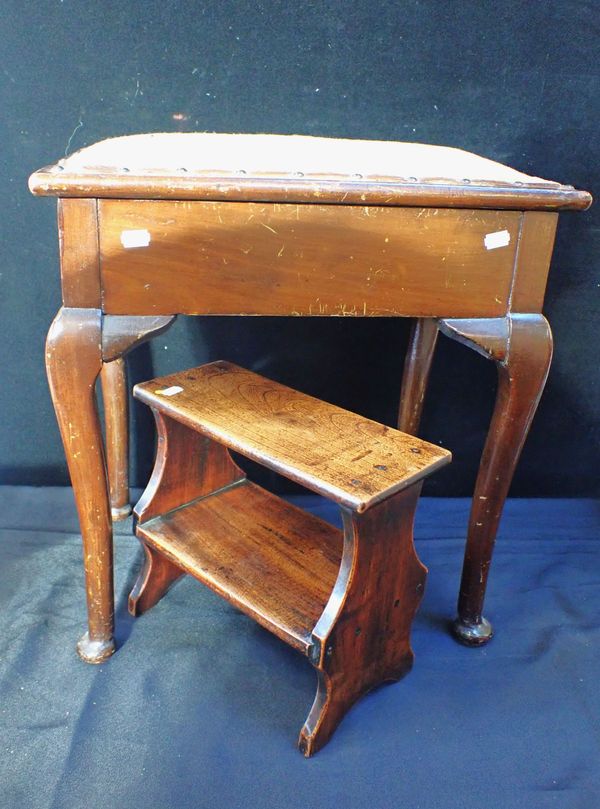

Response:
(1, 487), (599, 809)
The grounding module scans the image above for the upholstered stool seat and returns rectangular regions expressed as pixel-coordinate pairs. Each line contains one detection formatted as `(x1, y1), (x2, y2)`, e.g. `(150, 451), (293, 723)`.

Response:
(29, 132), (590, 209)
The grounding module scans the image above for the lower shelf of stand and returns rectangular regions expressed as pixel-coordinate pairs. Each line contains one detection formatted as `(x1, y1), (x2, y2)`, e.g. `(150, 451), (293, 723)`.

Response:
(136, 480), (343, 653)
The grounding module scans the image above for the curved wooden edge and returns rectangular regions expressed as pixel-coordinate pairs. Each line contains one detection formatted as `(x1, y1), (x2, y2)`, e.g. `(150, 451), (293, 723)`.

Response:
(131, 414), (246, 618)
(439, 313), (552, 367)
(298, 670), (330, 756)
(300, 484), (426, 755)
(438, 316), (510, 361)
(99, 317), (176, 521)
(29, 168), (592, 211)
(134, 410), (245, 525)
(45, 307), (115, 662)
(102, 314), (176, 362)
(440, 314), (553, 640)
(128, 541), (185, 616)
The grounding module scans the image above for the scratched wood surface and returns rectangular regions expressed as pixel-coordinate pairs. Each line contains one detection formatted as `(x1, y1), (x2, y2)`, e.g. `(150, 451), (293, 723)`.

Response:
(57, 198), (101, 308)
(299, 484), (427, 755)
(133, 361), (451, 511)
(137, 479), (343, 651)
(99, 200), (521, 317)
(510, 211), (559, 312)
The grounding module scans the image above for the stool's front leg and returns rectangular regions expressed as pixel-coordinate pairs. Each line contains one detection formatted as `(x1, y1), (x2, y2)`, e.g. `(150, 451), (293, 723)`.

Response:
(439, 315), (553, 645)
(46, 310), (177, 663)
(46, 307), (115, 663)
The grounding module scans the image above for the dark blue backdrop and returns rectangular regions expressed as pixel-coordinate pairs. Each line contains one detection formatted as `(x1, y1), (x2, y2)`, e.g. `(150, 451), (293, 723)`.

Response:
(0, 0), (598, 496)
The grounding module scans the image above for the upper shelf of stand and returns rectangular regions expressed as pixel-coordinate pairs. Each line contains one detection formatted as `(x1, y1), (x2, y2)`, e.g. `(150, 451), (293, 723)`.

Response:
(28, 132), (592, 211)
(133, 360), (451, 513)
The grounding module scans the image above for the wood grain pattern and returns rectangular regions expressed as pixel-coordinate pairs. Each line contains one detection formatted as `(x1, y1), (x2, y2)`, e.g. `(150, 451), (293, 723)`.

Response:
(397, 318), (439, 434)
(45, 307), (115, 663)
(136, 480), (343, 651)
(133, 361), (451, 511)
(131, 362), (443, 754)
(57, 198), (100, 308)
(34, 129), (591, 696)
(99, 200), (520, 317)
(128, 541), (184, 617)
(134, 413), (245, 525)
(101, 314), (175, 361)
(97, 315), (176, 523)
(300, 483), (426, 756)
(510, 211), (558, 312)
(100, 358), (131, 521)
(130, 415), (246, 616)
(439, 314), (553, 645)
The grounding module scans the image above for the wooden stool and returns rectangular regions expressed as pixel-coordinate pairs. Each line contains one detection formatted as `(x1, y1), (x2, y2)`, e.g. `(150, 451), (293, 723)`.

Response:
(129, 361), (450, 754)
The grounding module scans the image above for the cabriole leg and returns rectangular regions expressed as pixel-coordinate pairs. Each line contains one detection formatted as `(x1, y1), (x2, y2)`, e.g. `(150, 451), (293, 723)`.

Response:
(439, 315), (553, 645)
(46, 307), (115, 663)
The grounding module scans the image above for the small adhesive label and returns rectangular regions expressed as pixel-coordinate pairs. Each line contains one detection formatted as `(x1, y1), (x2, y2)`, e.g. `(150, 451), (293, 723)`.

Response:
(155, 386), (183, 396)
(484, 230), (511, 250)
(121, 229), (151, 249)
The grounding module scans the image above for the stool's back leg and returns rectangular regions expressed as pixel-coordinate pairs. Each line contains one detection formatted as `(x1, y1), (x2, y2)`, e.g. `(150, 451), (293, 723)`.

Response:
(100, 358), (131, 521)
(46, 307), (115, 664)
(99, 314), (176, 523)
(299, 483), (426, 756)
(397, 318), (439, 435)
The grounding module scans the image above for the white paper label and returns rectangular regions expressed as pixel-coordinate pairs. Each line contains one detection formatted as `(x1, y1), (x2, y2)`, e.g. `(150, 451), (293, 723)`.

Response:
(120, 229), (151, 249)
(484, 230), (511, 250)
(155, 386), (183, 396)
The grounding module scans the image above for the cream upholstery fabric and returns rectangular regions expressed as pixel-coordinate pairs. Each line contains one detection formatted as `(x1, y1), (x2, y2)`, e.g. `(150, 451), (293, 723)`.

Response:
(58, 133), (552, 186)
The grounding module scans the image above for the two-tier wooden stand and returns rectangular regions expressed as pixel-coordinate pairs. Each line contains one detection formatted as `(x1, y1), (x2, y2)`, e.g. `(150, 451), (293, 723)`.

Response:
(128, 361), (450, 755)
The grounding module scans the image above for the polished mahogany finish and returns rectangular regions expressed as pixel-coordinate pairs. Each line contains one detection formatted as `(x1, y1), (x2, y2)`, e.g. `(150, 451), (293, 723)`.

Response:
(397, 318), (439, 435)
(131, 361), (449, 754)
(133, 361), (449, 511)
(439, 315), (553, 643)
(98, 200), (521, 318)
(100, 315), (176, 521)
(45, 307), (114, 663)
(134, 480), (344, 651)
(100, 358), (131, 521)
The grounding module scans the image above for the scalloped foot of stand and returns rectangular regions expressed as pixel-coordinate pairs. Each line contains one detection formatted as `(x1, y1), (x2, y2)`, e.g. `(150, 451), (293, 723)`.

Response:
(76, 632), (116, 664)
(111, 504), (132, 522)
(452, 616), (493, 646)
